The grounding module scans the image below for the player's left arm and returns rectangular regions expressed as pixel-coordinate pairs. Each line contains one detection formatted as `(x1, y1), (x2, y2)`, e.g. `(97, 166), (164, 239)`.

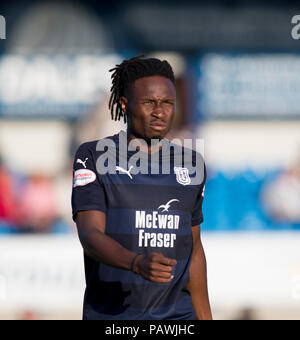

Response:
(186, 225), (213, 320)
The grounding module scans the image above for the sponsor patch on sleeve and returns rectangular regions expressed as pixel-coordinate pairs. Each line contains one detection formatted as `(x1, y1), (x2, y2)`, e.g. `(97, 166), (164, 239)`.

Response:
(73, 169), (96, 188)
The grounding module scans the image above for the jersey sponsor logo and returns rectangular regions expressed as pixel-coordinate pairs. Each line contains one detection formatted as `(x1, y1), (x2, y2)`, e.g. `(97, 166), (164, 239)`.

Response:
(174, 167), (191, 186)
(135, 211), (180, 230)
(73, 169), (96, 187)
(158, 199), (179, 212)
(76, 158), (88, 168)
(116, 165), (134, 179)
(135, 199), (180, 248)
(138, 230), (177, 248)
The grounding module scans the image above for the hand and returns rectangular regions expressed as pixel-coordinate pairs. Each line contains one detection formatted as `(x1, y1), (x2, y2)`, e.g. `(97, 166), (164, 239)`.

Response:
(133, 252), (177, 283)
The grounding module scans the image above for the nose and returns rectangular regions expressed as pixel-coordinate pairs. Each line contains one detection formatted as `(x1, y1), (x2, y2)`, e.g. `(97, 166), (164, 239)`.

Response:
(152, 102), (164, 118)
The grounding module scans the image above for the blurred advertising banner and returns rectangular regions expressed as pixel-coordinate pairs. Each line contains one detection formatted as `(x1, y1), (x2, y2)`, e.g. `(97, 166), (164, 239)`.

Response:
(0, 235), (85, 312)
(197, 53), (300, 119)
(0, 53), (122, 118)
(0, 233), (299, 316)
(203, 231), (300, 311)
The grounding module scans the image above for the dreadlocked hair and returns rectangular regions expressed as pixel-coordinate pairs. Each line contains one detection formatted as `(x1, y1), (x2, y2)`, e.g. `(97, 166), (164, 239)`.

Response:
(109, 55), (175, 123)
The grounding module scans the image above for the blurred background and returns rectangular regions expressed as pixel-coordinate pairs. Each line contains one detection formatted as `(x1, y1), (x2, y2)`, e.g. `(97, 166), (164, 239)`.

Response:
(0, 0), (300, 320)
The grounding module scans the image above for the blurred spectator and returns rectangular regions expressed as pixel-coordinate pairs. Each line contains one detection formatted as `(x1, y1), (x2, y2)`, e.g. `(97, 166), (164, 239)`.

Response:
(53, 161), (75, 230)
(0, 155), (19, 229)
(260, 160), (300, 224)
(18, 309), (40, 320)
(233, 307), (257, 320)
(18, 174), (58, 233)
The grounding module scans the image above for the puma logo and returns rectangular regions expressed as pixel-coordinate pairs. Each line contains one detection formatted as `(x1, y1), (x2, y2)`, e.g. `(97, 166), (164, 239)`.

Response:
(116, 165), (134, 179)
(76, 158), (88, 168)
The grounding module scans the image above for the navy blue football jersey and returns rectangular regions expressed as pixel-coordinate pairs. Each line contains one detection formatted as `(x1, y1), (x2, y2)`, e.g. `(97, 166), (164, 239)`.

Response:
(72, 131), (206, 320)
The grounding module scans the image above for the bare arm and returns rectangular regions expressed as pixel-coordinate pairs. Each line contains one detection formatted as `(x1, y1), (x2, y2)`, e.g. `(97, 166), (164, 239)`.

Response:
(75, 210), (176, 283)
(76, 210), (137, 270)
(186, 225), (213, 320)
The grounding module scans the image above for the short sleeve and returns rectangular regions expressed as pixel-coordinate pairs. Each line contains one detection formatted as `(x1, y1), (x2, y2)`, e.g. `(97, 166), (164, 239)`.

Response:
(191, 163), (206, 226)
(71, 142), (106, 221)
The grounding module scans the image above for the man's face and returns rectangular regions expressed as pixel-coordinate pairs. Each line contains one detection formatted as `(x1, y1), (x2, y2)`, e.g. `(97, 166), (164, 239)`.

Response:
(122, 75), (176, 142)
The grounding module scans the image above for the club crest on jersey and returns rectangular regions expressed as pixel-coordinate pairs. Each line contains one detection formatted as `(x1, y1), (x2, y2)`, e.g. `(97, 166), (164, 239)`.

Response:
(174, 167), (191, 186)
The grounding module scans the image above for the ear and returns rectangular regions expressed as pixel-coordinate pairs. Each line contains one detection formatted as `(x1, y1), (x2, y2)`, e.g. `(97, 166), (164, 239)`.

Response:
(119, 97), (128, 113)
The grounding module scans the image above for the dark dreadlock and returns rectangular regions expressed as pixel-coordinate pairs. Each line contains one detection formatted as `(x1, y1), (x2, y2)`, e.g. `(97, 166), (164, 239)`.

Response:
(109, 55), (175, 123)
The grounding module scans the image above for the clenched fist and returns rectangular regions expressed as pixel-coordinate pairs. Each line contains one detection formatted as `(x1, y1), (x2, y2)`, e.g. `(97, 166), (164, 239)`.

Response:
(132, 252), (177, 283)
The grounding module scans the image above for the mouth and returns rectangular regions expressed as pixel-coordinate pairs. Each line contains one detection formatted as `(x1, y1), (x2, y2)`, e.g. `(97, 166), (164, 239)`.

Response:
(149, 121), (167, 131)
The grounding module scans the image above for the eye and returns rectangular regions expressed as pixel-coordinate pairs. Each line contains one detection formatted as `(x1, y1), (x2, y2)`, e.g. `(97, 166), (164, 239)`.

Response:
(163, 100), (174, 106)
(143, 100), (155, 106)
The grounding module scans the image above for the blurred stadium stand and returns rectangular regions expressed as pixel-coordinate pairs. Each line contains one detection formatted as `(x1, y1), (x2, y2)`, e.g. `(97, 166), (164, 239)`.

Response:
(0, 0), (300, 320)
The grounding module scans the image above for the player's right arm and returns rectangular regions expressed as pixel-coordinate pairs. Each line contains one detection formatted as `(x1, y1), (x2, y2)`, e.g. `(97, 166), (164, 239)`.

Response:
(75, 210), (176, 283)
(76, 210), (136, 271)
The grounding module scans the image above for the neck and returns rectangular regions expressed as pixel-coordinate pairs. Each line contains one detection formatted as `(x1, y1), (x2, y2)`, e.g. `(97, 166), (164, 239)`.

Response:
(126, 129), (165, 154)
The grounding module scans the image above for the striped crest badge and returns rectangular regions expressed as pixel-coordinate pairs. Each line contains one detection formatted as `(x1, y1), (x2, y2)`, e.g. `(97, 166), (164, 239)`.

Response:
(174, 167), (191, 186)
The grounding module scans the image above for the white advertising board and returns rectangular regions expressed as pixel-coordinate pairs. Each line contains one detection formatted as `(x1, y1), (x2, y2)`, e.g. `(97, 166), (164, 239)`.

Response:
(0, 232), (299, 315)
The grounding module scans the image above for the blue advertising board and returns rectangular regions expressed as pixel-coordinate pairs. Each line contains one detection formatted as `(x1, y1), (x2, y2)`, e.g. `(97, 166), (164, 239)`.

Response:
(196, 53), (300, 119)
